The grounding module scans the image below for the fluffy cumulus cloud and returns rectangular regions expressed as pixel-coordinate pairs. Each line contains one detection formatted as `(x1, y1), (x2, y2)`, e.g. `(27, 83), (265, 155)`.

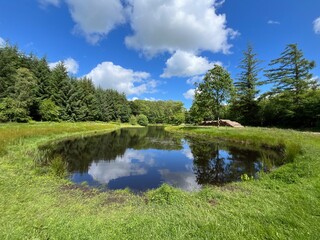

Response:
(39, 0), (125, 43)
(161, 51), (221, 78)
(48, 58), (79, 74)
(86, 61), (157, 96)
(183, 89), (195, 100)
(38, 0), (61, 7)
(126, 0), (237, 56)
(88, 149), (149, 185)
(314, 17), (320, 34)
(65, 0), (126, 44)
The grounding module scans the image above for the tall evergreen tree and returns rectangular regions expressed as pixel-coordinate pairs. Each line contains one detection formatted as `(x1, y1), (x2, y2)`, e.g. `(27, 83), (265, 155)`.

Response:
(95, 88), (113, 121)
(32, 57), (52, 100)
(49, 63), (72, 120)
(0, 45), (21, 98)
(262, 44), (317, 127)
(77, 77), (98, 121)
(265, 43), (316, 100)
(233, 44), (262, 125)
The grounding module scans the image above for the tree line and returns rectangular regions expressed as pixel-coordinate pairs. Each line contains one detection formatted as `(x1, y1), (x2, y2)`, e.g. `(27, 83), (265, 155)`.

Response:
(1, 42), (319, 129)
(188, 43), (320, 129)
(0, 44), (185, 124)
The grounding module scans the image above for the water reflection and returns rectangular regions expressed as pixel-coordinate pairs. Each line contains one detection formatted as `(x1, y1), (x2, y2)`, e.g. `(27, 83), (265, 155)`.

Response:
(88, 150), (148, 185)
(189, 139), (262, 185)
(42, 126), (281, 192)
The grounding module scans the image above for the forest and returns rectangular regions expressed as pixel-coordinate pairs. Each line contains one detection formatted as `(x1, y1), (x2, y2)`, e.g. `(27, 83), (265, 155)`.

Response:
(0, 44), (185, 125)
(0, 43), (319, 129)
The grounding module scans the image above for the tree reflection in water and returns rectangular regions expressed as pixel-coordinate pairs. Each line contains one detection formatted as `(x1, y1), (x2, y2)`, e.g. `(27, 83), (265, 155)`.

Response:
(40, 127), (281, 191)
(188, 138), (263, 185)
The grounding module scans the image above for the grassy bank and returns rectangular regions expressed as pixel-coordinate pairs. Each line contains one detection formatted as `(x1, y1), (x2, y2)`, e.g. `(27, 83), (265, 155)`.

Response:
(0, 123), (319, 239)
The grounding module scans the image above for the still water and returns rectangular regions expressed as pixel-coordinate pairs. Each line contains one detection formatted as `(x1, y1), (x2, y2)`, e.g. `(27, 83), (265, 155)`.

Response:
(44, 126), (280, 192)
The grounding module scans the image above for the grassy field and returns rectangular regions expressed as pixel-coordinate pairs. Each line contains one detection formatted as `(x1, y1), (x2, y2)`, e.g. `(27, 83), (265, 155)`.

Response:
(0, 123), (319, 239)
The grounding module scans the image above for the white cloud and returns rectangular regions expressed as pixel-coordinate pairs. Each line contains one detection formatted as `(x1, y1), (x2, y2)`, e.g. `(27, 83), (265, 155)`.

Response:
(65, 0), (126, 44)
(159, 169), (201, 191)
(125, 0), (238, 56)
(129, 97), (161, 101)
(86, 61), (157, 96)
(0, 37), (5, 48)
(49, 58), (79, 74)
(38, 0), (60, 7)
(64, 58), (79, 74)
(161, 51), (221, 78)
(183, 89), (195, 100)
(267, 20), (280, 25)
(88, 149), (148, 185)
(182, 148), (193, 160)
(313, 17), (320, 34)
(129, 97), (139, 101)
(142, 97), (159, 101)
(186, 75), (204, 86)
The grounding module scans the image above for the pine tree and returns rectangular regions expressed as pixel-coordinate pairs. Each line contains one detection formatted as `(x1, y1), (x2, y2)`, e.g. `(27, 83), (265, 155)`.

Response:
(76, 77), (98, 121)
(49, 63), (72, 120)
(265, 44), (316, 100)
(32, 57), (52, 100)
(0, 45), (21, 98)
(234, 44), (262, 125)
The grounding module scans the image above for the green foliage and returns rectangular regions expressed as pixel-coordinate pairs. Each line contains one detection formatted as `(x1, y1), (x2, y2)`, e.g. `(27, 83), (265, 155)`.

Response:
(193, 65), (234, 123)
(188, 44), (320, 129)
(0, 67), (38, 122)
(265, 43), (316, 98)
(130, 100), (185, 124)
(1, 42), (319, 130)
(137, 114), (149, 126)
(283, 141), (303, 163)
(0, 97), (30, 122)
(241, 173), (254, 181)
(49, 155), (67, 178)
(256, 90), (320, 128)
(129, 115), (137, 125)
(172, 112), (185, 125)
(12, 67), (37, 105)
(269, 162), (306, 184)
(146, 184), (182, 204)
(0, 44), (133, 123)
(0, 45), (21, 98)
(39, 99), (60, 121)
(232, 44), (262, 126)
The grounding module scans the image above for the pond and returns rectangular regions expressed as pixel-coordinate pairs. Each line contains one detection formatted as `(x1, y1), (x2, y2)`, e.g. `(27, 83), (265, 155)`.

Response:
(42, 126), (282, 192)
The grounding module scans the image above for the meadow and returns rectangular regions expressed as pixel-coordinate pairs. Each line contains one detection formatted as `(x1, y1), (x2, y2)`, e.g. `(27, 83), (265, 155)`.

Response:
(0, 122), (319, 239)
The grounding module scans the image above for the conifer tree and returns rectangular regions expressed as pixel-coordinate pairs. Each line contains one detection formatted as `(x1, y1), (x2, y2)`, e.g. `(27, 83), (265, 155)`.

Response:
(265, 44), (316, 101)
(234, 44), (261, 125)
(49, 63), (72, 120)
(0, 45), (21, 98)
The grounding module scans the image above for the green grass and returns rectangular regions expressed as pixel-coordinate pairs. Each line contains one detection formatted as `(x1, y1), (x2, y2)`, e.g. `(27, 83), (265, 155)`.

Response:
(0, 123), (319, 239)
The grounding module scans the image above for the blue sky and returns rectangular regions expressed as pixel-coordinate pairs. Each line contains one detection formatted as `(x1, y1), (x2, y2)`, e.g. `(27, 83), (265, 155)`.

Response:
(0, 0), (319, 108)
